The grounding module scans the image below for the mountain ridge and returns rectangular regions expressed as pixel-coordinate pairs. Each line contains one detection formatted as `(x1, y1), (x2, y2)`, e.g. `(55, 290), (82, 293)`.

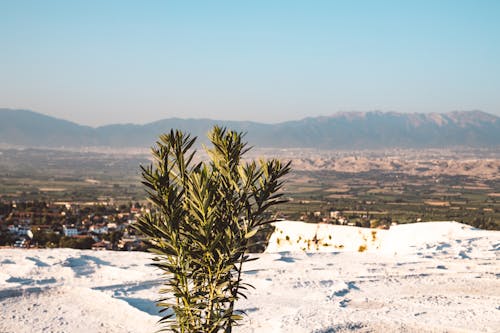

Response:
(1, 108), (499, 149)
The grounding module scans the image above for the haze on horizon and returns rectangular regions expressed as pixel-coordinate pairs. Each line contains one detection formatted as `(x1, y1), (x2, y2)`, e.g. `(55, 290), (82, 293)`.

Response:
(1, 0), (499, 127)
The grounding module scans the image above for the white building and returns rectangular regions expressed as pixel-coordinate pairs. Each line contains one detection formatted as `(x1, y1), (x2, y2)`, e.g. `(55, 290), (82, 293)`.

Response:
(7, 225), (30, 236)
(63, 226), (79, 237)
(106, 222), (118, 230)
(89, 224), (108, 234)
(330, 211), (340, 219)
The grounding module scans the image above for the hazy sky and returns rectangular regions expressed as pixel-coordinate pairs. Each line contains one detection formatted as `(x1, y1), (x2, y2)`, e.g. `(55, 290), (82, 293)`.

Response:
(1, 0), (499, 126)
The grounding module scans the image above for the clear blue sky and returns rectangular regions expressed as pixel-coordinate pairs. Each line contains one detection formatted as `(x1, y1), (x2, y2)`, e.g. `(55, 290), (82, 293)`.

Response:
(1, 0), (499, 126)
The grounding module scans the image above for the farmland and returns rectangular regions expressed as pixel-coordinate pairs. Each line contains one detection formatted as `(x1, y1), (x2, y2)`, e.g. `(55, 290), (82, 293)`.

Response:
(0, 147), (498, 230)
(280, 169), (499, 229)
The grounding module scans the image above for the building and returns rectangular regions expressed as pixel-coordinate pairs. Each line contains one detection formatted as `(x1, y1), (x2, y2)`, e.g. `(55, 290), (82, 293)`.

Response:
(89, 224), (108, 234)
(63, 225), (79, 237)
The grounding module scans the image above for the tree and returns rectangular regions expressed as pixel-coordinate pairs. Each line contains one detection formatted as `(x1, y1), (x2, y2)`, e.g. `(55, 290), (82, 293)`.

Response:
(59, 236), (94, 249)
(134, 127), (290, 333)
(103, 230), (123, 250)
(0, 231), (15, 246)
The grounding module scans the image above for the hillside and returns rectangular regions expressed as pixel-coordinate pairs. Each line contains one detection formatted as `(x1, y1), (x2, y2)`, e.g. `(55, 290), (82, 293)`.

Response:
(1, 108), (499, 149)
(266, 220), (498, 257)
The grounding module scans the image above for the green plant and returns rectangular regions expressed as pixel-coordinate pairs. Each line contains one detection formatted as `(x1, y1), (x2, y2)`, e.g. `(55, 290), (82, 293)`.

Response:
(58, 236), (94, 249)
(134, 126), (290, 332)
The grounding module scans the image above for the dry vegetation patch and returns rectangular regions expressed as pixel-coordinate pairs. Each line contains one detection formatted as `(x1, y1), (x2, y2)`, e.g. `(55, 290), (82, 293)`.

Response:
(425, 201), (451, 207)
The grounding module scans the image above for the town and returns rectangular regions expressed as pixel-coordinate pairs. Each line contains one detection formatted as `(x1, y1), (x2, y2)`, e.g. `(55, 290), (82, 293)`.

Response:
(0, 200), (148, 250)
(0, 198), (381, 251)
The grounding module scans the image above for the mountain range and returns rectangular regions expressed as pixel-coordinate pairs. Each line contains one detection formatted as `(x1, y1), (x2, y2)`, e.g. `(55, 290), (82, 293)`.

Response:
(0, 108), (499, 149)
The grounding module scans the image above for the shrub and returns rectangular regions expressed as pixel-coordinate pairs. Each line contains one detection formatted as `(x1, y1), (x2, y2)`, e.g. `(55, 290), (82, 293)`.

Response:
(59, 236), (94, 249)
(134, 126), (290, 332)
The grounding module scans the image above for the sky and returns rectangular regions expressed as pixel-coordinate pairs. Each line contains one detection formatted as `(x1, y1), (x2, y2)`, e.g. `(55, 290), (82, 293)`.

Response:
(1, 0), (499, 126)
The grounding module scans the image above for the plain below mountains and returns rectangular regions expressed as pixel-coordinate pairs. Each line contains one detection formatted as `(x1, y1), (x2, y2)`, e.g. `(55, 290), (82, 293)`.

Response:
(0, 108), (499, 149)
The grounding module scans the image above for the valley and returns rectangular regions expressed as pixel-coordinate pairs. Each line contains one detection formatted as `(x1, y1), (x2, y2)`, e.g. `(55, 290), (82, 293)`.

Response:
(1, 147), (498, 231)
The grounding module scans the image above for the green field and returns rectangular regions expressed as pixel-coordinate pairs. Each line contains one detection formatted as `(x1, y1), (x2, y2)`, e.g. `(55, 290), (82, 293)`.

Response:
(275, 170), (499, 229)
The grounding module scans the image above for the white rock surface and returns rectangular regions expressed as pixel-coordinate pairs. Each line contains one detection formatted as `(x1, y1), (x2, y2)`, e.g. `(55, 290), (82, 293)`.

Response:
(0, 221), (499, 333)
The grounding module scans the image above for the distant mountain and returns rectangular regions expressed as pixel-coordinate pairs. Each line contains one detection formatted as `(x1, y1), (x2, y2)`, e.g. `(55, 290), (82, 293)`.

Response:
(0, 108), (499, 149)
